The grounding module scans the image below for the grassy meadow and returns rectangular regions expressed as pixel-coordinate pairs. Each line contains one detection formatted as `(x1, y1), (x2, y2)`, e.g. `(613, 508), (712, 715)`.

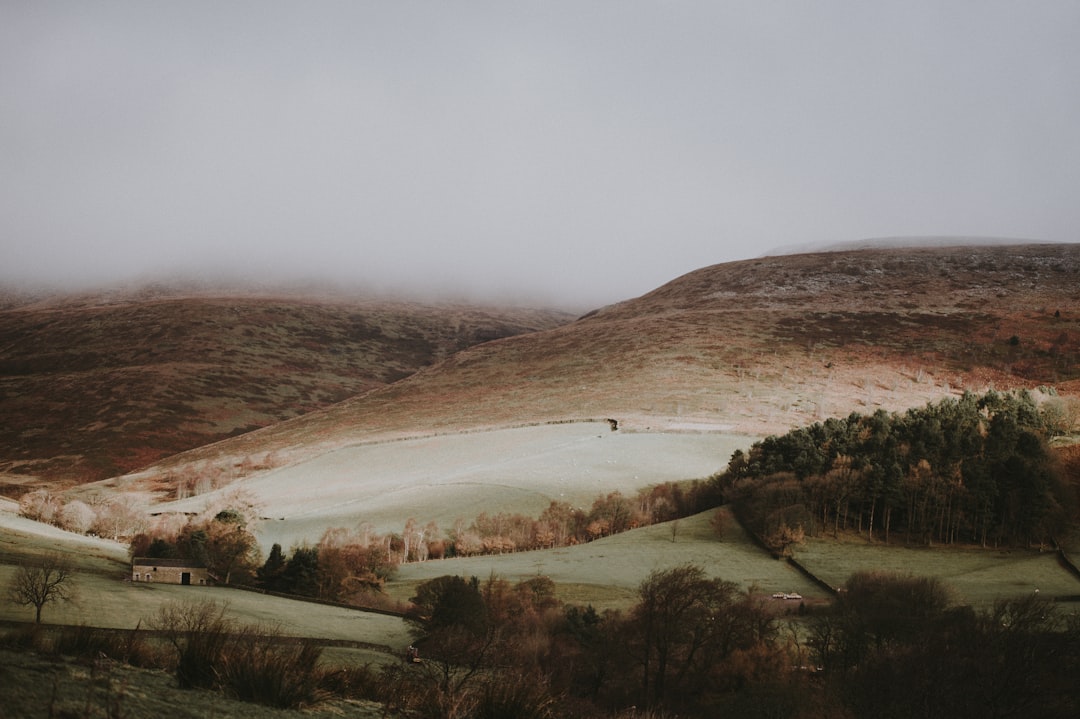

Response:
(386, 507), (819, 610)
(5, 421), (1077, 642)
(792, 536), (1080, 606)
(0, 507), (413, 663)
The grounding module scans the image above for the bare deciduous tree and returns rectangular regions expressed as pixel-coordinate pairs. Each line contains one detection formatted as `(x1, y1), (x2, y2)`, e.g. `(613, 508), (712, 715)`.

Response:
(8, 553), (75, 623)
(18, 489), (61, 524)
(58, 499), (97, 534)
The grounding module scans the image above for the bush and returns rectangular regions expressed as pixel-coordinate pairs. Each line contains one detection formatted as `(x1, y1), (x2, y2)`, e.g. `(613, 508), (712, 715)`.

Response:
(151, 599), (233, 689)
(216, 628), (324, 709)
(318, 663), (382, 700)
(150, 599), (330, 709)
(472, 672), (558, 719)
(52, 624), (161, 668)
(0, 624), (45, 651)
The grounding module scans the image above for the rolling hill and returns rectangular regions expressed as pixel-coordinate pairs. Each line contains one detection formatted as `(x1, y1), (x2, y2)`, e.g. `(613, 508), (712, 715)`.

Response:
(3, 241), (1080, 627)
(0, 284), (574, 489)
(115, 242), (1080, 499)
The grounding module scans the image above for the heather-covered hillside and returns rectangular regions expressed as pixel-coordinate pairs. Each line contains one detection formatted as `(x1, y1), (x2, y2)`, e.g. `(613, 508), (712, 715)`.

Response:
(132, 244), (1079, 490)
(0, 287), (573, 487)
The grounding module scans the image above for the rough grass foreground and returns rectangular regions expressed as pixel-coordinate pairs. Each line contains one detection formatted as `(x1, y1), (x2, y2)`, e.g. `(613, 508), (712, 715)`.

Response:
(0, 602), (388, 717)
(0, 647), (387, 719)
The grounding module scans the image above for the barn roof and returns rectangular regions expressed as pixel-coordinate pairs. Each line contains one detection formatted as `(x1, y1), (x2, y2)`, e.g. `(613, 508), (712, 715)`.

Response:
(131, 557), (206, 569)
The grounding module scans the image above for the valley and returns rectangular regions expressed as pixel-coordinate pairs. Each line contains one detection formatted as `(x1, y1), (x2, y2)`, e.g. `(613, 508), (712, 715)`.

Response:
(2, 243), (1079, 717)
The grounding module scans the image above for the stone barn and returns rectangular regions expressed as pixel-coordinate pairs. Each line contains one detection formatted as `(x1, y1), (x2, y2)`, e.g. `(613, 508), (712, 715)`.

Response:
(131, 558), (211, 585)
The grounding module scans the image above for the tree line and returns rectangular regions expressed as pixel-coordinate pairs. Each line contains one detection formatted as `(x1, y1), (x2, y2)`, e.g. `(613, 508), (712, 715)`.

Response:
(720, 390), (1078, 551)
(121, 480), (722, 603)
(9, 559), (1077, 717)
(385, 566), (1079, 718)
(251, 477), (722, 604)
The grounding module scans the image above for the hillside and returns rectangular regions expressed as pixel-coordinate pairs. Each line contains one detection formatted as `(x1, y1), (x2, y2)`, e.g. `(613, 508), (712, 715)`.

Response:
(125, 243), (1080, 493)
(0, 285), (574, 488)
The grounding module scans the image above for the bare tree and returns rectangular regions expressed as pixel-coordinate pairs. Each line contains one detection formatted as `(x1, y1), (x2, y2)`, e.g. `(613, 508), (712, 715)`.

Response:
(18, 489), (61, 524)
(8, 553), (75, 623)
(58, 500), (97, 534)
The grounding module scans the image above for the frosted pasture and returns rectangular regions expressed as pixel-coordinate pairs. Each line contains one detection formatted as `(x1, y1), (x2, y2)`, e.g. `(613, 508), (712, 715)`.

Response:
(158, 422), (751, 551)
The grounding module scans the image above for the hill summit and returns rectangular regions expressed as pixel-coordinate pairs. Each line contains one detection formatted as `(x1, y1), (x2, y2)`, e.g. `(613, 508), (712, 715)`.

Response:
(123, 242), (1080, 485)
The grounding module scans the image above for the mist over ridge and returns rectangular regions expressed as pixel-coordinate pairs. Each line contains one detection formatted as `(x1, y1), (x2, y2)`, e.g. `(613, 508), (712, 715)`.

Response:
(4, 2), (1079, 308)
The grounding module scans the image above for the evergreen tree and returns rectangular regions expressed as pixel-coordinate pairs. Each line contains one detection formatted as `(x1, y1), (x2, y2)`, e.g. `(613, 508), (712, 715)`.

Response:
(257, 542), (286, 591)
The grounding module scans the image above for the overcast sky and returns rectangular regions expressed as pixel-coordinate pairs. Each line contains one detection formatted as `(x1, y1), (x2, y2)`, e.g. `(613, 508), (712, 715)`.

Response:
(3, 1), (1078, 308)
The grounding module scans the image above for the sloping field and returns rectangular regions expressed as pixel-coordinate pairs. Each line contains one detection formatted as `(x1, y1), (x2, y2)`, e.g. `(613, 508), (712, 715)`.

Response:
(0, 504), (413, 657)
(0, 562), (412, 655)
(0, 289), (573, 485)
(137, 244), (1080, 487)
(792, 537), (1080, 607)
(0, 499), (129, 569)
(386, 509), (823, 611)
(154, 423), (751, 551)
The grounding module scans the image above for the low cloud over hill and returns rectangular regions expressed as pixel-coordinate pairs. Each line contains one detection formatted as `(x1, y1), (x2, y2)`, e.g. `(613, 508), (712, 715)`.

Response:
(108, 243), (1080, 495)
(0, 288), (573, 487)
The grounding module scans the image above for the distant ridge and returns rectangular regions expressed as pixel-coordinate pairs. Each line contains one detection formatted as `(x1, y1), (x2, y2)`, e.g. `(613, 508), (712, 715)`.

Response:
(0, 291), (574, 487)
(108, 242), (1080, 498)
(766, 235), (1047, 257)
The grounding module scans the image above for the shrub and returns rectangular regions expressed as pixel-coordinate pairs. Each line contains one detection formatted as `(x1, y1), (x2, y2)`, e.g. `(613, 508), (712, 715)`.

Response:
(150, 599), (330, 709)
(51, 624), (161, 668)
(318, 663), (382, 700)
(0, 624), (45, 651)
(151, 599), (233, 689)
(472, 672), (558, 719)
(216, 628), (324, 709)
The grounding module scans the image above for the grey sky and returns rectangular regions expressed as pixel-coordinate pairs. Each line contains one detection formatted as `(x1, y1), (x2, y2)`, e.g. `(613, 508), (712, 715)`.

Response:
(3, 1), (1078, 308)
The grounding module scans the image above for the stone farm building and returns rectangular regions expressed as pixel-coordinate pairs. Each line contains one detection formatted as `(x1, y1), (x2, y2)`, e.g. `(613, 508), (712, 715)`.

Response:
(131, 558), (211, 585)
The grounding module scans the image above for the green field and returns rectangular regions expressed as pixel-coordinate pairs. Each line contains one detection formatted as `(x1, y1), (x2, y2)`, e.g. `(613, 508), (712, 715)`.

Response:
(4, 421), (1078, 655)
(0, 512), (413, 662)
(6, 499), (1077, 648)
(792, 536), (1080, 607)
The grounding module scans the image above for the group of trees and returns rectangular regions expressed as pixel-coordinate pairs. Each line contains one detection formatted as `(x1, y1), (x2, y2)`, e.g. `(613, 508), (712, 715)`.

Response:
(128, 500), (261, 585)
(18, 490), (145, 541)
(390, 566), (1079, 718)
(722, 390), (1077, 550)
(256, 526), (397, 602)
(168, 453), (284, 500)
(807, 571), (1080, 719)
(240, 482), (722, 606)
(419, 482), (719, 560)
(390, 564), (781, 718)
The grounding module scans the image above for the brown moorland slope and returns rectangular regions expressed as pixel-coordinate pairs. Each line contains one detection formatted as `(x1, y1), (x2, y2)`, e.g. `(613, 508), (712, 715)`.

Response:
(129, 243), (1080, 492)
(0, 286), (573, 488)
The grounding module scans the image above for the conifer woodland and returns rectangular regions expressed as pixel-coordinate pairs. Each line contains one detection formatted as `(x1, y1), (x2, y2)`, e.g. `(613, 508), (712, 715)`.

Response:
(722, 390), (1077, 551)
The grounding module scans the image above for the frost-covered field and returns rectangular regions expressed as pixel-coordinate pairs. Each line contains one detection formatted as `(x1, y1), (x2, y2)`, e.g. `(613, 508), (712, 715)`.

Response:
(157, 423), (751, 551)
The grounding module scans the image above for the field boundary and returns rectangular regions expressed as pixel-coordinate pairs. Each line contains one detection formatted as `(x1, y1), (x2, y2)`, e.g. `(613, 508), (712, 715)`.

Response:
(228, 583), (410, 619)
(0, 619), (397, 654)
(1054, 547), (1080, 582)
(786, 557), (840, 598)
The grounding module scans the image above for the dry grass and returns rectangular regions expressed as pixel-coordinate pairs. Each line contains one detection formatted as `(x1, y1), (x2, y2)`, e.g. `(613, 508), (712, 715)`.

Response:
(3, 243), (1079, 652)
(0, 647), (389, 719)
(119, 244), (1080, 496)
